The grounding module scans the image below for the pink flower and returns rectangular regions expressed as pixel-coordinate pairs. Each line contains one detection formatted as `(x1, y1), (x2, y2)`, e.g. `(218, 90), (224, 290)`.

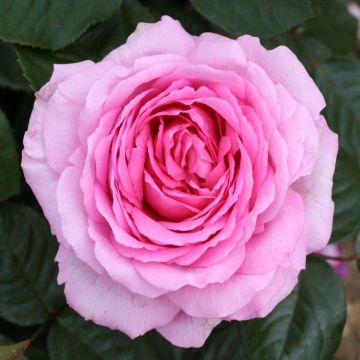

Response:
(22, 16), (338, 347)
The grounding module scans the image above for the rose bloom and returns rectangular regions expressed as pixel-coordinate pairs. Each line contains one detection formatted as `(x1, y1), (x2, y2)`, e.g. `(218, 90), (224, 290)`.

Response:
(22, 16), (338, 347)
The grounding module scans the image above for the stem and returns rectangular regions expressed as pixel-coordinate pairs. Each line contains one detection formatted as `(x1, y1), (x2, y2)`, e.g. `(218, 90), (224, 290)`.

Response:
(315, 253), (359, 262)
(12, 310), (60, 360)
(29, 310), (58, 343)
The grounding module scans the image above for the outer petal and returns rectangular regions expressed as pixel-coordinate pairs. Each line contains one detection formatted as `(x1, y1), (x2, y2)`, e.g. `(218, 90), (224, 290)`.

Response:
(43, 61), (113, 173)
(56, 246), (179, 338)
(238, 35), (325, 117)
(157, 312), (220, 348)
(30, 60), (93, 115)
(105, 16), (196, 66)
(56, 166), (104, 273)
(227, 265), (299, 321)
(189, 32), (246, 69)
(22, 99), (63, 238)
(227, 225), (307, 321)
(240, 189), (306, 275)
(90, 221), (169, 298)
(292, 116), (338, 253)
(134, 244), (246, 291)
(45, 61), (94, 95)
(167, 269), (276, 318)
(22, 61), (95, 230)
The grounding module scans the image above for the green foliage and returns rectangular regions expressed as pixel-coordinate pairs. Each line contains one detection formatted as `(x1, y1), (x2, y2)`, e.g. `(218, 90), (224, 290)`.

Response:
(48, 309), (138, 360)
(190, 0), (314, 37)
(0, 336), (29, 360)
(47, 309), (185, 360)
(16, 0), (154, 90)
(305, 0), (357, 54)
(47, 310), (247, 360)
(195, 322), (246, 359)
(0, 204), (64, 325)
(0, 111), (20, 203)
(0, 0), (123, 50)
(315, 60), (360, 242)
(241, 257), (346, 360)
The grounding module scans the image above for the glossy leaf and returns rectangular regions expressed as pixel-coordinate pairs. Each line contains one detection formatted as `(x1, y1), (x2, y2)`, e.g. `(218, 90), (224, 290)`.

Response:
(190, 0), (313, 38)
(305, 0), (357, 54)
(0, 110), (20, 202)
(48, 309), (185, 360)
(0, 0), (123, 50)
(0, 336), (29, 360)
(16, 0), (153, 90)
(196, 322), (246, 359)
(15, 48), (77, 91)
(315, 60), (360, 242)
(241, 257), (346, 360)
(0, 203), (64, 325)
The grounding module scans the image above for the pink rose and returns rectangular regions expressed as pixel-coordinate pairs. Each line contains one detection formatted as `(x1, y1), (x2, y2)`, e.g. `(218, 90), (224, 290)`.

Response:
(22, 16), (338, 348)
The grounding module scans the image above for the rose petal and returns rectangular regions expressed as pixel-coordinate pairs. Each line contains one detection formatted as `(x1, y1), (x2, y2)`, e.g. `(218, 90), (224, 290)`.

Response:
(105, 16), (195, 66)
(157, 312), (220, 348)
(238, 35), (325, 116)
(56, 246), (179, 338)
(292, 116), (338, 253)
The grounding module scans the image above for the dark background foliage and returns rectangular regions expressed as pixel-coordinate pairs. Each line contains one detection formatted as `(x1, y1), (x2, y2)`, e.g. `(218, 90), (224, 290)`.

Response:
(0, 0), (359, 359)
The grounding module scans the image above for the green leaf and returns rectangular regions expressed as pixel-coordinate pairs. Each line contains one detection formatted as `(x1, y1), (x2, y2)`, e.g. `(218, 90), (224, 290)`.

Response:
(70, 0), (154, 61)
(0, 203), (64, 326)
(305, 0), (357, 54)
(0, 110), (20, 202)
(0, 338), (29, 360)
(48, 309), (246, 360)
(138, 332), (187, 360)
(190, 0), (314, 38)
(331, 152), (360, 242)
(0, 320), (35, 346)
(0, 41), (29, 91)
(0, 0), (123, 50)
(48, 309), (186, 360)
(241, 257), (346, 360)
(196, 322), (246, 359)
(315, 60), (360, 242)
(16, 0), (154, 90)
(15, 48), (76, 91)
(142, 0), (211, 35)
(24, 346), (49, 360)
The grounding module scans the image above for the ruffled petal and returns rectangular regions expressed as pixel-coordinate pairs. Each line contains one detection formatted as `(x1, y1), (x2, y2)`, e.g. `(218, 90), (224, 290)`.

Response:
(157, 312), (220, 348)
(56, 246), (179, 338)
(105, 16), (196, 66)
(292, 116), (338, 253)
(238, 35), (325, 116)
